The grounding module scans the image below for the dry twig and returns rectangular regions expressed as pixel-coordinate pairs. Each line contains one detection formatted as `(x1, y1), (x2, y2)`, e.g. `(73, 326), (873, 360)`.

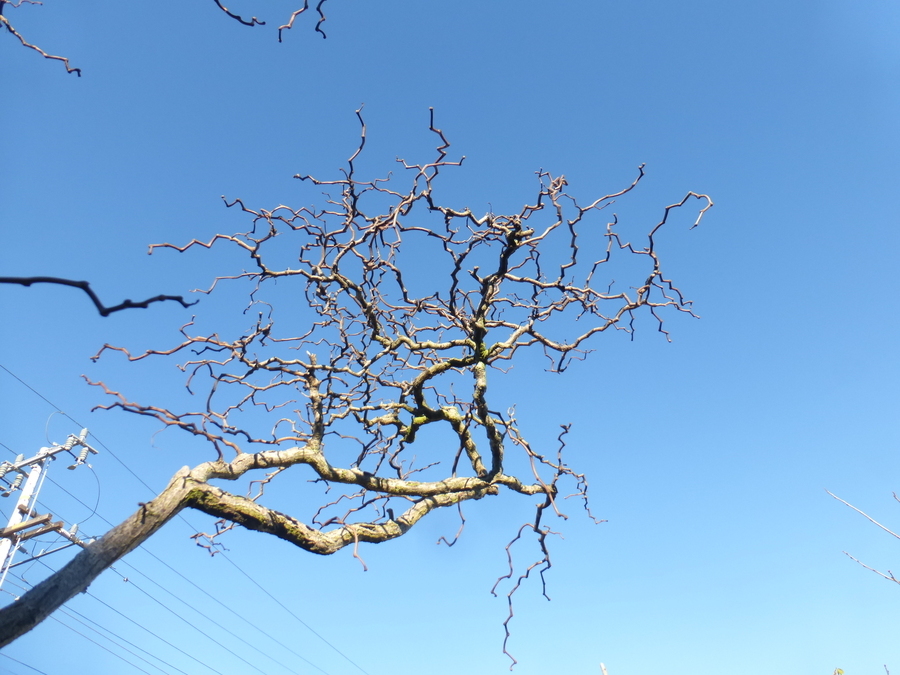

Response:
(0, 0), (80, 75)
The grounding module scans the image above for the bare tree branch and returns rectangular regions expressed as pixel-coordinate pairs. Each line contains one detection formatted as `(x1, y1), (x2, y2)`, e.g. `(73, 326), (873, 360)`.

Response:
(0, 0), (80, 75)
(827, 490), (900, 541)
(0, 277), (197, 317)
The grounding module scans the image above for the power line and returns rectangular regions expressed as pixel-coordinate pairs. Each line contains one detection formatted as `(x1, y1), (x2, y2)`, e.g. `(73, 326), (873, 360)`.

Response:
(43, 466), (102, 526)
(0, 653), (51, 675)
(0, 363), (158, 495)
(60, 603), (189, 675)
(25, 511), (329, 675)
(54, 606), (172, 675)
(84, 590), (226, 675)
(111, 553), (319, 675)
(0, 366), (61, 416)
(102, 565), (269, 675)
(216, 548), (371, 675)
(137, 546), (331, 674)
(48, 613), (157, 675)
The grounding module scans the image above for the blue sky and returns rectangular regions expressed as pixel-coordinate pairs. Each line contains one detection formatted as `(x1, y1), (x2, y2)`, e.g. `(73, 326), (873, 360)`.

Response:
(1, 1), (899, 673)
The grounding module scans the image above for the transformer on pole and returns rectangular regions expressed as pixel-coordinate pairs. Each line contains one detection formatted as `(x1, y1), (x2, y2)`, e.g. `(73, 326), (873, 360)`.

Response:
(0, 429), (98, 594)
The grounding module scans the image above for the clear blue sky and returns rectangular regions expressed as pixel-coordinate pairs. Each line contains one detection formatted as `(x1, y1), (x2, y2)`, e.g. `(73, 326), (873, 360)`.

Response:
(1, 1), (899, 673)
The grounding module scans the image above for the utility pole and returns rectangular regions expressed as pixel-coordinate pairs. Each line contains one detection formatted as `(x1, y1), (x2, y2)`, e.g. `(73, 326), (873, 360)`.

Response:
(0, 429), (98, 594)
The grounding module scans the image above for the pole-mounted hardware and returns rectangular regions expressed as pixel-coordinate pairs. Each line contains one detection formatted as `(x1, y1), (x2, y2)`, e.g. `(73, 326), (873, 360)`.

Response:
(0, 429), (100, 593)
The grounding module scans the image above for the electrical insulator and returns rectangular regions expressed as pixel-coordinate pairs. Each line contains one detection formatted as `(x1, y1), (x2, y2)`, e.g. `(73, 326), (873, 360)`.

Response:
(2, 473), (24, 497)
(67, 446), (90, 470)
(66, 432), (97, 470)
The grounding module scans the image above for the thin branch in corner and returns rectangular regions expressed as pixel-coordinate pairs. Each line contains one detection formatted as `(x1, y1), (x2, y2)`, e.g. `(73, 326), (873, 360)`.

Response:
(0, 277), (196, 316)
(828, 489), (900, 587)
(842, 551), (900, 585)
(0, 0), (81, 76)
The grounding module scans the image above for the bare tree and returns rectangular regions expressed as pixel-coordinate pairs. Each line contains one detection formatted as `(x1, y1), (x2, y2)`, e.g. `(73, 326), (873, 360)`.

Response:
(0, 111), (712, 663)
(1, 0), (332, 76)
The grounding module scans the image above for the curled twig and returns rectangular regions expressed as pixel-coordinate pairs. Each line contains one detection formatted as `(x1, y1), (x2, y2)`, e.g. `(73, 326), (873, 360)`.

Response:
(211, 0), (264, 26)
